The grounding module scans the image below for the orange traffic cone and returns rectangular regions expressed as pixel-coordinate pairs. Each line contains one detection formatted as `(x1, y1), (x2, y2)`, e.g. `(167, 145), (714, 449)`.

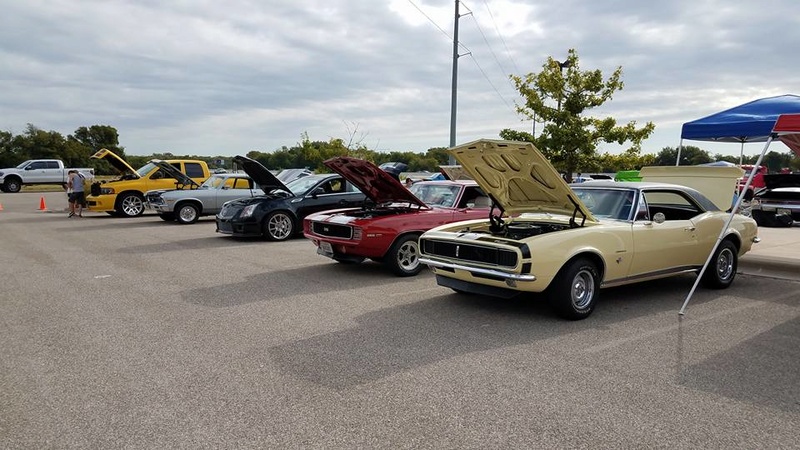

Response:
(0, 202), (4, 211)
(38, 196), (48, 211)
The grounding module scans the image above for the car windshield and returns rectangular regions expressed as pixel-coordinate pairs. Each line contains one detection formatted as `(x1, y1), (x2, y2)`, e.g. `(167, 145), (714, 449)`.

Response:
(572, 187), (636, 220)
(16, 161), (32, 169)
(284, 176), (325, 196)
(200, 176), (226, 189)
(409, 183), (460, 207)
(136, 162), (158, 177)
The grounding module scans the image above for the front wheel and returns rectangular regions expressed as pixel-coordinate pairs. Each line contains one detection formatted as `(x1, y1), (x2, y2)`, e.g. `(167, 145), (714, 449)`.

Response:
(116, 193), (145, 217)
(701, 240), (738, 289)
(176, 203), (200, 224)
(263, 211), (294, 241)
(386, 234), (422, 277)
(546, 258), (599, 320)
(3, 178), (21, 193)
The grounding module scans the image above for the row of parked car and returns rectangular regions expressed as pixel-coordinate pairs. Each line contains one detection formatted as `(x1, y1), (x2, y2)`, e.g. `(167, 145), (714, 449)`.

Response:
(90, 139), (775, 321)
(74, 141), (795, 320)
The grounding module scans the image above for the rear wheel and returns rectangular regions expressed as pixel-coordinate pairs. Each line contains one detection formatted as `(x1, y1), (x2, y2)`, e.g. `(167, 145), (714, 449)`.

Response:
(701, 240), (738, 289)
(176, 203), (200, 224)
(263, 211), (294, 241)
(116, 193), (145, 217)
(546, 258), (599, 320)
(386, 234), (422, 277)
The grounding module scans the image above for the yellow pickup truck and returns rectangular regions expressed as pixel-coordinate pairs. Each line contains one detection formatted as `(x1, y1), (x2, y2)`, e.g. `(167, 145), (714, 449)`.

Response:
(86, 149), (210, 217)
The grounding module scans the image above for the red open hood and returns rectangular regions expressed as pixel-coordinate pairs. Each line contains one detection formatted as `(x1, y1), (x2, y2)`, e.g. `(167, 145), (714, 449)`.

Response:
(324, 157), (426, 207)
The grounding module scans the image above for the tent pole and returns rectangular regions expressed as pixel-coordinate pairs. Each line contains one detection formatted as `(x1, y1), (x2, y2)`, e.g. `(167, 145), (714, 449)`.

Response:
(679, 136), (774, 315)
(739, 141), (744, 165)
(676, 139), (683, 166)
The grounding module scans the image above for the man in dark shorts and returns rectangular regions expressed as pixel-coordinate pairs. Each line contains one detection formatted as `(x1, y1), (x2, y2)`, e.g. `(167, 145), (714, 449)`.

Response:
(67, 170), (86, 217)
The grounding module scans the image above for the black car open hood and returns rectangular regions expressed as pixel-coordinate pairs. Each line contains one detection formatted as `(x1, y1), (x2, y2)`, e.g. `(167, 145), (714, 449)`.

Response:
(234, 155), (292, 194)
(763, 173), (800, 189)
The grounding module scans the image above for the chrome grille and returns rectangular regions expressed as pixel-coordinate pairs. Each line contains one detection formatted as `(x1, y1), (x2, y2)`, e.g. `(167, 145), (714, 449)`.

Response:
(311, 222), (353, 239)
(146, 192), (164, 206)
(421, 238), (518, 267)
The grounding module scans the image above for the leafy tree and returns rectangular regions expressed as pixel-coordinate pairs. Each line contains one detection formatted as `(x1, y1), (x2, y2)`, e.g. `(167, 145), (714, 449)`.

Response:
(70, 125), (124, 158)
(654, 145), (712, 166)
(503, 49), (654, 181)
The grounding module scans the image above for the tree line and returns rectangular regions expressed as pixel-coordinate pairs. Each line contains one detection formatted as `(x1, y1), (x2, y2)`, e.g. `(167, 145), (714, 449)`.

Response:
(1, 124), (797, 177)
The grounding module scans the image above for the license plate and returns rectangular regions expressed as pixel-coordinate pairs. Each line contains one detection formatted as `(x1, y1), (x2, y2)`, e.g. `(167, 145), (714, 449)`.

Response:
(319, 241), (333, 255)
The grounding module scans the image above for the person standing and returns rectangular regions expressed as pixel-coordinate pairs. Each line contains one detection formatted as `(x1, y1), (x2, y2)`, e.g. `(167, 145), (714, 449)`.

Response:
(67, 170), (86, 217)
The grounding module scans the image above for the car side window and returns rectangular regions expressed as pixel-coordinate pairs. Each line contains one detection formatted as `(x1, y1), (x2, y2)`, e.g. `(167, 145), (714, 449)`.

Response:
(185, 163), (205, 178)
(458, 186), (486, 208)
(642, 191), (702, 221)
(29, 161), (47, 169)
(47, 161), (61, 169)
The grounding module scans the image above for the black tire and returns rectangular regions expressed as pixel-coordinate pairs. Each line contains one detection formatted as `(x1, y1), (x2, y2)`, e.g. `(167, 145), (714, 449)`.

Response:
(158, 213), (176, 221)
(0, 184), (7, 192)
(263, 211), (294, 241)
(116, 193), (145, 217)
(4, 177), (22, 193)
(701, 239), (738, 289)
(752, 210), (793, 227)
(176, 202), (200, 224)
(386, 234), (422, 277)
(546, 257), (600, 320)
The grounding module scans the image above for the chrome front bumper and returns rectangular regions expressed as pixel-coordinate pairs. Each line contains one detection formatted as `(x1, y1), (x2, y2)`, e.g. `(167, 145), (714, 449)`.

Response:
(419, 257), (536, 282)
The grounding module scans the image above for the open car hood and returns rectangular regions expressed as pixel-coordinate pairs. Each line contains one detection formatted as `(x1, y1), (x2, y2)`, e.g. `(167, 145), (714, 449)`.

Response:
(233, 155), (292, 194)
(91, 148), (138, 177)
(763, 173), (800, 189)
(324, 157), (426, 207)
(150, 160), (202, 188)
(448, 139), (596, 222)
(438, 165), (473, 181)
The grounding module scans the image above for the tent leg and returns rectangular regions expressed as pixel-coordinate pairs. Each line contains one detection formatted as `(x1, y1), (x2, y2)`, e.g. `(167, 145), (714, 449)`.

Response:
(676, 139), (683, 166)
(679, 136), (774, 315)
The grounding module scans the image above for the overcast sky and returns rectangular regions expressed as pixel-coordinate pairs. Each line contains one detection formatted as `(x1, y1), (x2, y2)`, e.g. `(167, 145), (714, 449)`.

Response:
(1, 0), (797, 158)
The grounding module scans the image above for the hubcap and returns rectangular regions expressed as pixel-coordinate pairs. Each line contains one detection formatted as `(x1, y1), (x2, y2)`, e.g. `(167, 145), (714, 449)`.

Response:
(122, 196), (143, 216)
(571, 269), (595, 310)
(396, 240), (419, 272)
(179, 206), (197, 222)
(268, 214), (292, 239)
(716, 248), (734, 281)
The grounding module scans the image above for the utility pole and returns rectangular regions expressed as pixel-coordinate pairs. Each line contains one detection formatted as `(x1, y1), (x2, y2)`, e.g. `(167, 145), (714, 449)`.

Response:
(448, 0), (460, 164)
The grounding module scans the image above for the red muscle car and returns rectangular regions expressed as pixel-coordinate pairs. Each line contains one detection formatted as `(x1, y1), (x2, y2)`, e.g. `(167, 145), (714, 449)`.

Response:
(303, 156), (490, 276)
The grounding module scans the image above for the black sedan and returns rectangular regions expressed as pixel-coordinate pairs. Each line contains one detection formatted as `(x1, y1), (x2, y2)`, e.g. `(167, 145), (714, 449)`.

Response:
(216, 156), (367, 240)
(751, 173), (800, 227)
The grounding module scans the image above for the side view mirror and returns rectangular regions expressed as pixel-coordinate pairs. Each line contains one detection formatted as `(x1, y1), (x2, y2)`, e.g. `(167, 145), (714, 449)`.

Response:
(311, 187), (325, 197)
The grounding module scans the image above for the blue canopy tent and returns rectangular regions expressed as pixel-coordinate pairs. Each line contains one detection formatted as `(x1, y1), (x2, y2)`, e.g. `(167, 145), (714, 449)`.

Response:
(679, 112), (800, 315)
(678, 94), (800, 165)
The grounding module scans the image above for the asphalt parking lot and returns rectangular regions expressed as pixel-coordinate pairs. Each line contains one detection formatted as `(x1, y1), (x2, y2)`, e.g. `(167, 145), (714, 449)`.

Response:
(1, 191), (798, 448)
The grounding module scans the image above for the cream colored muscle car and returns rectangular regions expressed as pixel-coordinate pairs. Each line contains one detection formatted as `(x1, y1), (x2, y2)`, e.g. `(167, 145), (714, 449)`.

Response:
(418, 139), (760, 320)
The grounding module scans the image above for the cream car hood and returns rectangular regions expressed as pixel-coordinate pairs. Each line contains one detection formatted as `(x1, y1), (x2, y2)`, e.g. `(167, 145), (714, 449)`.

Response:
(448, 139), (597, 222)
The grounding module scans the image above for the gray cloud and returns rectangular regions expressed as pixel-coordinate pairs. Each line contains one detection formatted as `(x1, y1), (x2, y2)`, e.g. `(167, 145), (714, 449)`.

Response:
(0, 0), (796, 157)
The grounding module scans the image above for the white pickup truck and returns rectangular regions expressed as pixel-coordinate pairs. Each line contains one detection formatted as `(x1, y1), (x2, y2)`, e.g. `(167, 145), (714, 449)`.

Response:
(0, 159), (95, 193)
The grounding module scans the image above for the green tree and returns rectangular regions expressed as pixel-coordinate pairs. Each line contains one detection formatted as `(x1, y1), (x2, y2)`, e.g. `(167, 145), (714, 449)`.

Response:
(70, 125), (124, 158)
(503, 49), (654, 181)
(654, 145), (711, 166)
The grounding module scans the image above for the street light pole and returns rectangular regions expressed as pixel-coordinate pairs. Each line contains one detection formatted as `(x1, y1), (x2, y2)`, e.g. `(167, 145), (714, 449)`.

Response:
(556, 59), (571, 112)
